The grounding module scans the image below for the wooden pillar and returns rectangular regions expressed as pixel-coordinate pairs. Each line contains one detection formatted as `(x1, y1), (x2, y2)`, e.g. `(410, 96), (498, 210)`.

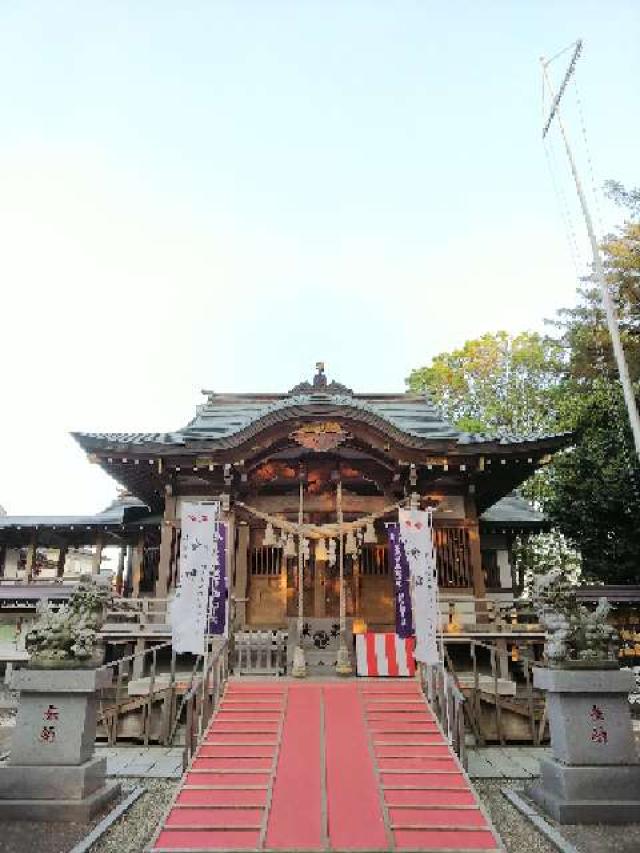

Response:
(132, 533), (144, 598)
(56, 544), (68, 579)
(91, 533), (104, 576)
(156, 496), (176, 598)
(25, 531), (37, 582)
(234, 523), (250, 627)
(465, 493), (488, 622)
(115, 546), (126, 594)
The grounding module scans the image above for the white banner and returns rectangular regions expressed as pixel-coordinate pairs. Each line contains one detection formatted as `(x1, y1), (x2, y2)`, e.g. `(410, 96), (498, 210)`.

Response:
(399, 508), (439, 665)
(169, 501), (220, 655)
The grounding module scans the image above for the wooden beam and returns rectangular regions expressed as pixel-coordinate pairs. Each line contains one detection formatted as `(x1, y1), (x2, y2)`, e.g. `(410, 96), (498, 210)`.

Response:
(465, 494), (487, 621)
(115, 546), (125, 594)
(233, 524), (250, 628)
(25, 531), (37, 582)
(156, 496), (176, 598)
(92, 533), (104, 576)
(132, 534), (144, 598)
(56, 544), (68, 579)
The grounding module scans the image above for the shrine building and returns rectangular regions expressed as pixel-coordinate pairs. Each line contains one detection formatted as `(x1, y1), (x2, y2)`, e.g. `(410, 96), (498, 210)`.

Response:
(0, 365), (569, 637)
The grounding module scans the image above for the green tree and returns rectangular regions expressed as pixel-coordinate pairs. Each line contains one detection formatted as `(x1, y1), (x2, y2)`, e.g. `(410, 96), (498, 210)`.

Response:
(552, 183), (640, 386)
(406, 331), (566, 437)
(545, 383), (640, 583)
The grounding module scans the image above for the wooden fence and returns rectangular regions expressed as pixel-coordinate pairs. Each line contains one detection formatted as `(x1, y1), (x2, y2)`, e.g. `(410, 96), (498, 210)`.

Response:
(462, 637), (547, 746)
(180, 640), (230, 770)
(96, 637), (229, 755)
(233, 630), (287, 676)
(418, 661), (467, 769)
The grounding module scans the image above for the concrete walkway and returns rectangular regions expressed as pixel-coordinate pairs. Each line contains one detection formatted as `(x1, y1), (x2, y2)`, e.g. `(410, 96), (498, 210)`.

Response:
(97, 745), (183, 778)
(467, 747), (550, 779)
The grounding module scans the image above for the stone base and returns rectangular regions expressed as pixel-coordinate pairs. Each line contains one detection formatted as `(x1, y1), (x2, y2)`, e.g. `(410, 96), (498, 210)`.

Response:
(287, 618), (354, 676)
(526, 756), (640, 824)
(0, 780), (121, 822)
(0, 756), (107, 800)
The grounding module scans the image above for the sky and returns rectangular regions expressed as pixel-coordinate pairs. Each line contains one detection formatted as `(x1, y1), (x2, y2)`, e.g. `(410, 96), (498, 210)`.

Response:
(0, 1), (639, 515)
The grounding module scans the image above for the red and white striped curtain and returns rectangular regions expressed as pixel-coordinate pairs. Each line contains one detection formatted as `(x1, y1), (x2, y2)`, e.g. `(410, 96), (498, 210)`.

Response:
(355, 633), (416, 677)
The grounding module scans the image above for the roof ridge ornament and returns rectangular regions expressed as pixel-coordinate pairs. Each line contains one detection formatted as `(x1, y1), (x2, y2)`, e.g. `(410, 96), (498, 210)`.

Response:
(287, 362), (353, 396)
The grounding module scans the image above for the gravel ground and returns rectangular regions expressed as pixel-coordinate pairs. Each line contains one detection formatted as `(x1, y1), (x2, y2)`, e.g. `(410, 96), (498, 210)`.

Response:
(477, 779), (640, 853)
(0, 819), (94, 853)
(0, 790), (117, 853)
(91, 778), (178, 853)
(474, 779), (558, 853)
(0, 778), (177, 853)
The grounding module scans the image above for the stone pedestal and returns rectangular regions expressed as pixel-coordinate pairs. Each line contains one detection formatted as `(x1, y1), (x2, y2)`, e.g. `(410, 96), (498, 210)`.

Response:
(287, 618), (354, 676)
(0, 668), (120, 821)
(527, 666), (640, 824)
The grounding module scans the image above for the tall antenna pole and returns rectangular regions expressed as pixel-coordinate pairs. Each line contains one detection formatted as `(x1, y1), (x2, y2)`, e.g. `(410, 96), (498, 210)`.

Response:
(541, 41), (640, 461)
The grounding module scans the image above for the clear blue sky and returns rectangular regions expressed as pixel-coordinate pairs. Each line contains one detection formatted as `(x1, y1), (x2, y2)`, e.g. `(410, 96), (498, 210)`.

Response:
(1, 2), (638, 513)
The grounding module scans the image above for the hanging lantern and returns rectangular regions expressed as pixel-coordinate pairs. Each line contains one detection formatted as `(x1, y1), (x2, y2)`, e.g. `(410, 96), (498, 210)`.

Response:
(284, 534), (296, 558)
(328, 538), (337, 567)
(315, 538), (328, 562)
(263, 522), (276, 547)
(363, 521), (377, 544)
(345, 530), (357, 555)
(301, 538), (310, 560)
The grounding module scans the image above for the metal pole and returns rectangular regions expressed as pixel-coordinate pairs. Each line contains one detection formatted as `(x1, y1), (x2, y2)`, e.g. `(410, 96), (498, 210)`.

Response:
(542, 56), (640, 461)
(292, 480), (306, 677)
(336, 480), (352, 675)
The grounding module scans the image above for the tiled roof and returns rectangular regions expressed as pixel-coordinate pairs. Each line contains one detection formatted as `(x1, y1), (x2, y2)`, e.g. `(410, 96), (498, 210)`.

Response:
(0, 495), (150, 530)
(72, 378), (572, 452)
(181, 393), (461, 441)
(480, 493), (547, 528)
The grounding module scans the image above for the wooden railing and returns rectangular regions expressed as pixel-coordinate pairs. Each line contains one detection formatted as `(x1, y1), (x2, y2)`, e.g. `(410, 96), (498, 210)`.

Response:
(233, 630), (287, 676)
(96, 640), (175, 746)
(465, 637), (546, 746)
(96, 637), (229, 754)
(105, 597), (169, 628)
(418, 661), (467, 769)
(181, 640), (229, 770)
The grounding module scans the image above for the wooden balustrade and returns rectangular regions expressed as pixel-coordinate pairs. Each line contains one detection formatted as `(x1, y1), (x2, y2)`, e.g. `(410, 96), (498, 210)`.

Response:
(95, 637), (229, 756)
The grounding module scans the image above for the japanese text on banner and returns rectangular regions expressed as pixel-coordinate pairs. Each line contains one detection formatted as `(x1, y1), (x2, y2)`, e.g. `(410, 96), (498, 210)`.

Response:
(388, 523), (413, 639)
(399, 508), (439, 665)
(170, 501), (220, 655)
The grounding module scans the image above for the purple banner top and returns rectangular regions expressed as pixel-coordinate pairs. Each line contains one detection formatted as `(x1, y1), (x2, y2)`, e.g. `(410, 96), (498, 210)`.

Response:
(388, 523), (413, 639)
(208, 523), (228, 635)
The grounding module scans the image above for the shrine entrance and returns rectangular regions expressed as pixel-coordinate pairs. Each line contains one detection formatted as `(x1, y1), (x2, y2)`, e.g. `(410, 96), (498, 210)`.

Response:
(287, 555), (351, 621)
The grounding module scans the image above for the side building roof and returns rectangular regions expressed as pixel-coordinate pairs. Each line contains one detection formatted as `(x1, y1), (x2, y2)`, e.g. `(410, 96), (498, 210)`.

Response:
(480, 493), (548, 532)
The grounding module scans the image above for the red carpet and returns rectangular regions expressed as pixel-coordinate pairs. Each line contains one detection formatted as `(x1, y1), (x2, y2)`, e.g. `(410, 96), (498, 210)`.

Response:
(152, 679), (501, 852)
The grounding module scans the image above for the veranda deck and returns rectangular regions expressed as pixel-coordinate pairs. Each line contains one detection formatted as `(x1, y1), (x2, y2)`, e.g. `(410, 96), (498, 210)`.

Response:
(150, 678), (502, 853)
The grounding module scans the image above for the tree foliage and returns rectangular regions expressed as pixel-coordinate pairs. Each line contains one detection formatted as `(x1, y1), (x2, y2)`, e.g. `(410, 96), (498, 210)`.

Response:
(545, 383), (640, 583)
(406, 331), (566, 436)
(406, 183), (640, 584)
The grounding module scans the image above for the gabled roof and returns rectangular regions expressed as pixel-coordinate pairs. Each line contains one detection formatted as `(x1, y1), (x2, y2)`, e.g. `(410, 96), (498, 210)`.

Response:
(73, 369), (571, 454)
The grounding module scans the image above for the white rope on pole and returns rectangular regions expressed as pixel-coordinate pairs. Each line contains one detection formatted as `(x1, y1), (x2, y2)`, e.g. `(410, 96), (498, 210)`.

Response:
(291, 480), (306, 677)
(541, 46), (640, 462)
(335, 480), (352, 674)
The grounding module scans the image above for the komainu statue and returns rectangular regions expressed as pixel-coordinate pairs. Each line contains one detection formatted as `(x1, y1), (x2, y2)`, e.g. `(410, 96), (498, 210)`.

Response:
(25, 575), (112, 668)
(532, 569), (619, 666)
